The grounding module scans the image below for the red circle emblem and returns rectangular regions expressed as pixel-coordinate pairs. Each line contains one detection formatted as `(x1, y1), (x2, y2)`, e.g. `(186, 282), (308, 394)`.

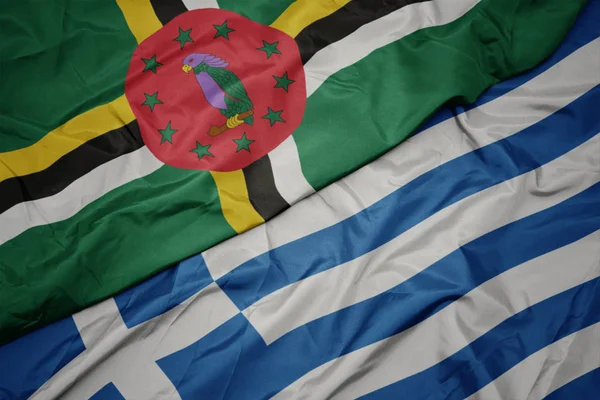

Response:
(125, 9), (306, 171)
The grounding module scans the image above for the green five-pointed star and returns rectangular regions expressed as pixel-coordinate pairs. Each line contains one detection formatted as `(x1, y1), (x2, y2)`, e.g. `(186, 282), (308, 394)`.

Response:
(257, 40), (281, 59)
(213, 21), (234, 39)
(262, 107), (285, 126)
(190, 141), (213, 160)
(233, 133), (254, 152)
(174, 27), (193, 49)
(273, 72), (295, 92)
(142, 92), (163, 112)
(158, 121), (177, 144)
(142, 54), (163, 74)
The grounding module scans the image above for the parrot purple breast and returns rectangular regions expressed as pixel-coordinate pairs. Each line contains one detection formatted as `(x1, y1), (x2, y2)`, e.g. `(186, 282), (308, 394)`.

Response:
(184, 53), (230, 110)
(195, 72), (227, 110)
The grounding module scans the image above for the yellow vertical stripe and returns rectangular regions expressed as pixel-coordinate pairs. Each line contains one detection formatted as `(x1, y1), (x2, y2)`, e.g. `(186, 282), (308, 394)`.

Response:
(270, 0), (351, 38)
(117, 0), (264, 234)
(206, 0), (353, 233)
(115, 0), (163, 43)
(0, 0), (343, 233)
(211, 171), (265, 233)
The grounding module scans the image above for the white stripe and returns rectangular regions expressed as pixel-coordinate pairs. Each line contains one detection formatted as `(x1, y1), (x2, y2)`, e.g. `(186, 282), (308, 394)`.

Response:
(273, 229), (600, 399)
(184, 0), (315, 208)
(0, 0), (505, 244)
(182, 0), (219, 10)
(266, 0), (482, 210)
(31, 283), (239, 400)
(202, 37), (600, 281)
(186, 0), (314, 208)
(0, 1), (225, 246)
(0, 147), (163, 246)
(304, 0), (481, 97)
(268, 0), (483, 205)
(245, 134), (600, 344)
(467, 323), (600, 400)
(268, 137), (315, 206)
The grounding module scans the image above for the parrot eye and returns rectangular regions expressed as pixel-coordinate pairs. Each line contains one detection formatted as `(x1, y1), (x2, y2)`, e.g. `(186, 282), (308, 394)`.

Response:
(189, 59), (194, 63)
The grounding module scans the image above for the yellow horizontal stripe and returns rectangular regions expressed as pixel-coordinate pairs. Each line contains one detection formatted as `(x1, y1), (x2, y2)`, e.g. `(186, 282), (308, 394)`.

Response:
(0, 95), (135, 184)
(270, 0), (350, 38)
(0, 0), (160, 184)
(116, 0), (163, 43)
(211, 171), (265, 233)
(0, 0), (281, 233)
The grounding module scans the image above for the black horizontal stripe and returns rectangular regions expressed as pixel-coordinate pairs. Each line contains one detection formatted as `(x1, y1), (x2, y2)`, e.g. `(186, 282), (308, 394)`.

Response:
(150, 0), (188, 25)
(2, 1), (421, 218)
(243, 155), (290, 220)
(0, 121), (143, 215)
(295, 0), (427, 64)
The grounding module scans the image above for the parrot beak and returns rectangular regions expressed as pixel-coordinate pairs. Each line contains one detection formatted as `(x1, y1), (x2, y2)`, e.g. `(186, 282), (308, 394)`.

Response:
(182, 64), (192, 73)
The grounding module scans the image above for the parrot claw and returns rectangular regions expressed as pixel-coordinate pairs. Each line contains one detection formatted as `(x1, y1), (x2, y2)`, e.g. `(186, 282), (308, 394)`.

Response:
(226, 114), (244, 129)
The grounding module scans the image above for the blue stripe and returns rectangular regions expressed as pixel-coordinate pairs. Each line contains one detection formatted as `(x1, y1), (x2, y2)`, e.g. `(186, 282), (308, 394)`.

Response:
(218, 2), (600, 310)
(114, 253), (213, 328)
(159, 179), (600, 399)
(0, 317), (85, 400)
(416, 0), (600, 132)
(90, 382), (126, 400)
(362, 277), (600, 399)
(217, 82), (600, 311)
(544, 368), (600, 400)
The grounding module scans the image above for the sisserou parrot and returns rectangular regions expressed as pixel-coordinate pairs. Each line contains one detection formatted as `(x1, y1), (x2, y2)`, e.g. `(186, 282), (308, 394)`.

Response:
(182, 53), (254, 130)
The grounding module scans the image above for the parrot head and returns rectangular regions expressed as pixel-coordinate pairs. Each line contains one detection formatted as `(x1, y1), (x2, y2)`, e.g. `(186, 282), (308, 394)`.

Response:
(182, 53), (208, 73)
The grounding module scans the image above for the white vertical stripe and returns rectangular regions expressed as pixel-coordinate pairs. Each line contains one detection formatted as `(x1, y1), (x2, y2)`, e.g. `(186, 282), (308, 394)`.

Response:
(72, 297), (122, 350)
(31, 283), (239, 400)
(202, 38), (600, 281)
(467, 323), (600, 400)
(269, 137), (315, 206)
(273, 229), (600, 399)
(182, 0), (219, 10)
(244, 134), (600, 344)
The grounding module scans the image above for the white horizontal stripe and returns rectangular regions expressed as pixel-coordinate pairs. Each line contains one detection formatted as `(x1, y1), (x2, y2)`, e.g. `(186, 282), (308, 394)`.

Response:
(245, 134), (600, 344)
(467, 323), (600, 400)
(269, 137), (315, 206)
(0, 0), (553, 246)
(0, 2), (222, 248)
(304, 0), (481, 96)
(273, 229), (600, 399)
(31, 283), (239, 400)
(269, 0), (482, 203)
(0, 147), (163, 246)
(202, 37), (600, 281)
(0, 0), (224, 246)
(182, 0), (219, 10)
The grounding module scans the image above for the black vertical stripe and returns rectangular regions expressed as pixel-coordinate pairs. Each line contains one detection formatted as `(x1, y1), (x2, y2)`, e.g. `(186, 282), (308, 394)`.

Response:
(242, 156), (290, 220)
(295, 0), (428, 64)
(149, 0), (295, 220)
(3, 0), (428, 217)
(150, 0), (189, 25)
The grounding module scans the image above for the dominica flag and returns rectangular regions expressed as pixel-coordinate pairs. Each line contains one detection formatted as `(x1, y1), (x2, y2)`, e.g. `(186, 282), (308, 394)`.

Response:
(0, 0), (587, 344)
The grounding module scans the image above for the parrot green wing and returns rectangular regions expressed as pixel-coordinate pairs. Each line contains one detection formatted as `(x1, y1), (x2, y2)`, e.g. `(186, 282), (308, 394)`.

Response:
(205, 65), (254, 125)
